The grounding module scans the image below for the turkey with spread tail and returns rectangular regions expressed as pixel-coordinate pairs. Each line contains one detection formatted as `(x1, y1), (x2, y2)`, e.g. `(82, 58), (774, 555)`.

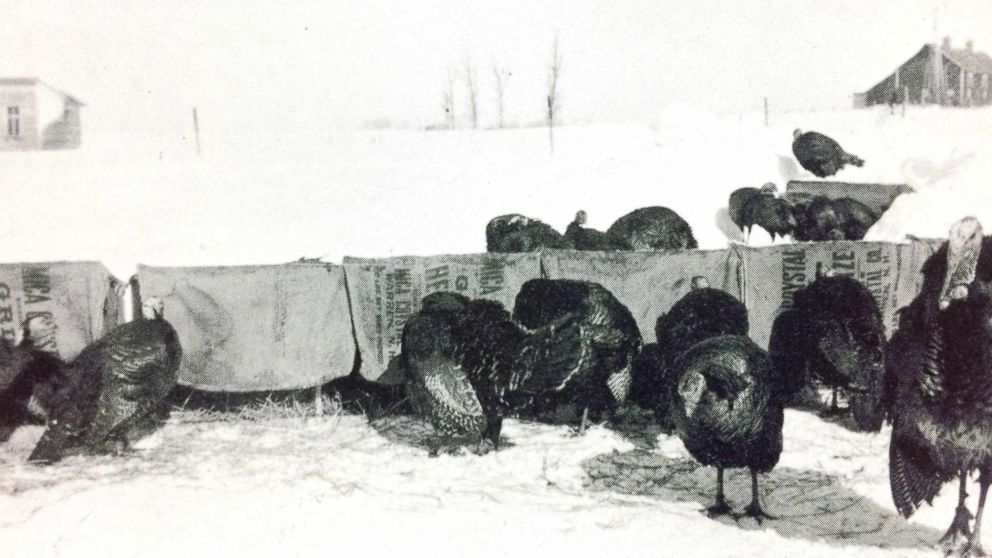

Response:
(768, 265), (885, 429)
(671, 335), (784, 523)
(512, 279), (641, 434)
(401, 292), (595, 455)
(792, 129), (864, 178)
(884, 217), (992, 556)
(29, 296), (182, 464)
(606, 206), (697, 251)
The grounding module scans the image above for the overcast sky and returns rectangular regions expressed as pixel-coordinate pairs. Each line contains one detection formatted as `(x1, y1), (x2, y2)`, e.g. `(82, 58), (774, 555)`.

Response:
(3, 1), (990, 138)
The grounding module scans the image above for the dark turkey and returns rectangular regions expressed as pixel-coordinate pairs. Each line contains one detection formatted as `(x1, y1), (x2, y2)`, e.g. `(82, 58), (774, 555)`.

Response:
(0, 319), (65, 442)
(512, 279), (642, 433)
(831, 197), (878, 241)
(772, 268), (885, 429)
(564, 210), (630, 251)
(792, 129), (865, 178)
(29, 297), (182, 464)
(885, 217), (992, 555)
(670, 335), (784, 522)
(729, 183), (796, 243)
(606, 206), (697, 251)
(767, 308), (813, 403)
(486, 213), (573, 252)
(793, 196), (845, 242)
(402, 292), (594, 455)
(650, 277), (749, 429)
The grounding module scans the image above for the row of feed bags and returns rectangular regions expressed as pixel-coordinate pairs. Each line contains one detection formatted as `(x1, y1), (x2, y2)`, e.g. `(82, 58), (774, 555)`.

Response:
(344, 239), (945, 383)
(124, 237), (945, 392)
(0, 261), (123, 361)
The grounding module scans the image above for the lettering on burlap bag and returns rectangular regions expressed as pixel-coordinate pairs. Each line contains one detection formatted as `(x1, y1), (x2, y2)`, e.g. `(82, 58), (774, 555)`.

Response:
(735, 242), (902, 348)
(342, 253), (542, 383)
(0, 262), (121, 361)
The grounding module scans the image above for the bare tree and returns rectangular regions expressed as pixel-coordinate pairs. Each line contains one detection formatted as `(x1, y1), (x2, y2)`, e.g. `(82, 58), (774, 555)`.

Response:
(464, 58), (479, 129)
(493, 63), (510, 129)
(441, 68), (456, 129)
(546, 33), (562, 152)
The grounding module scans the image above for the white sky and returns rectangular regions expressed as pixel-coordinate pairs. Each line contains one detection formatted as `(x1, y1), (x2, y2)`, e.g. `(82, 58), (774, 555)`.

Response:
(3, 1), (990, 136)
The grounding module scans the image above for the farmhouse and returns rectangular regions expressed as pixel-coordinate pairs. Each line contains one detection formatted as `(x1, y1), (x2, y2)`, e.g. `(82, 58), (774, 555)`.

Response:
(0, 78), (83, 150)
(854, 37), (992, 108)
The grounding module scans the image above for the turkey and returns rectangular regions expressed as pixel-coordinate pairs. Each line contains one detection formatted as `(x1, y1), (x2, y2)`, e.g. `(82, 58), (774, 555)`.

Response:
(0, 317), (65, 442)
(792, 129), (865, 178)
(29, 297), (182, 464)
(770, 266), (885, 429)
(792, 196), (845, 242)
(885, 217), (992, 556)
(670, 335), (784, 522)
(564, 210), (630, 251)
(512, 279), (642, 433)
(767, 308), (814, 404)
(831, 197), (878, 241)
(401, 292), (594, 455)
(606, 206), (697, 251)
(650, 277), (749, 429)
(729, 183), (797, 243)
(486, 213), (573, 252)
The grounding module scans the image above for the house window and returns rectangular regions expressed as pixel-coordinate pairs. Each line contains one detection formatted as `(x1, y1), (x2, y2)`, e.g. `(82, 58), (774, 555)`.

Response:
(7, 106), (20, 137)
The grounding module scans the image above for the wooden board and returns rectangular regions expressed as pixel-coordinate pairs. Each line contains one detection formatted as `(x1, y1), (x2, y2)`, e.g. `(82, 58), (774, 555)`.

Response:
(784, 181), (914, 216)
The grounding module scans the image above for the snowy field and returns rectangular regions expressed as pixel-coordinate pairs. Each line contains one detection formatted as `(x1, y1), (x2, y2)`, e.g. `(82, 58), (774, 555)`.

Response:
(1, 105), (991, 557)
(0, 104), (989, 280)
(0, 405), (975, 558)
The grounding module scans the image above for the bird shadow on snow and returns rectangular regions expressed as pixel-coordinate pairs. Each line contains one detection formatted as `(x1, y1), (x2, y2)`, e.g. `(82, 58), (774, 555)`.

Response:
(581, 447), (941, 552)
(367, 415), (517, 455)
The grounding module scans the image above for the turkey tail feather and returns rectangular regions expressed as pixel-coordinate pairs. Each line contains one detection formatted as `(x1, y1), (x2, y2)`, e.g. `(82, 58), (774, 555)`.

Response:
(514, 319), (594, 393)
(889, 437), (944, 518)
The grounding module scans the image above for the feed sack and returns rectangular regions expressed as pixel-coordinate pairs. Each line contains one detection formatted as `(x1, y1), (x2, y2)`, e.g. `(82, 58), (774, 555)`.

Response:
(343, 253), (542, 383)
(137, 263), (354, 392)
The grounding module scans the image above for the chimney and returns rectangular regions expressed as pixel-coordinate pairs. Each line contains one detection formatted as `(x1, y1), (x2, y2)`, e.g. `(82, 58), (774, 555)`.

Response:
(966, 40), (974, 52)
(943, 36), (952, 50)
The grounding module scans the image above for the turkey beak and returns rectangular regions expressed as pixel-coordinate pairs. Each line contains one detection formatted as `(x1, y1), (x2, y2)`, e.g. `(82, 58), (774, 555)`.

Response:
(939, 217), (983, 311)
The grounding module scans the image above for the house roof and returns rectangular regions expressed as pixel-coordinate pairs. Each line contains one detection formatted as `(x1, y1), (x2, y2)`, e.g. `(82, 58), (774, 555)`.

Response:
(942, 46), (992, 75)
(0, 77), (84, 105)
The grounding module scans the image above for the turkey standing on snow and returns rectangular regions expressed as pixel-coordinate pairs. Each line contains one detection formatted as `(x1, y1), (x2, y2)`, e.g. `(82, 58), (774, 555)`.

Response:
(29, 297), (182, 464)
(606, 206), (697, 251)
(512, 278), (642, 434)
(670, 335), (784, 522)
(884, 217), (992, 556)
(564, 210), (630, 251)
(648, 276), (749, 429)
(770, 265), (885, 428)
(486, 213), (573, 252)
(792, 129), (865, 178)
(401, 292), (594, 455)
(0, 316), (65, 442)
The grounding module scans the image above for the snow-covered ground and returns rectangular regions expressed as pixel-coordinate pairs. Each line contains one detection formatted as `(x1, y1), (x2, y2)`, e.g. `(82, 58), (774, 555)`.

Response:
(0, 104), (989, 281)
(0, 406), (975, 558)
(1, 105), (990, 556)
